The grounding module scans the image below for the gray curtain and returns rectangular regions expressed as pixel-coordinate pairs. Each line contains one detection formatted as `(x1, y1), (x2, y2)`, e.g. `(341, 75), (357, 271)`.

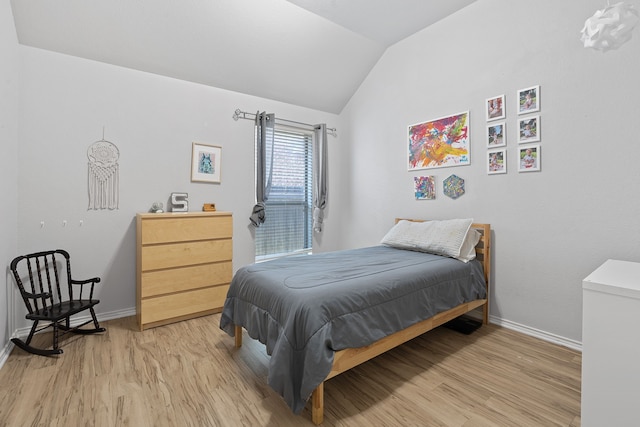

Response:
(250, 112), (275, 227)
(313, 124), (327, 232)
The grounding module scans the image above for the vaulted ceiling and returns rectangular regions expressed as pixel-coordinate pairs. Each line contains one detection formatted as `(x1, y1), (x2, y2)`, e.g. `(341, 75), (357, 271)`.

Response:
(10, 0), (476, 113)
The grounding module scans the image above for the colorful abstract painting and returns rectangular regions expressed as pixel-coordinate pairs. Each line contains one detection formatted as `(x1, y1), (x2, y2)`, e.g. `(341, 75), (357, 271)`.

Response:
(408, 111), (470, 171)
(443, 174), (465, 199)
(414, 176), (436, 200)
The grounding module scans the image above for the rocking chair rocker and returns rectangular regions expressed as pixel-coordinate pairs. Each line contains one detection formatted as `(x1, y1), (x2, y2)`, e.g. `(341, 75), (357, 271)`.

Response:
(10, 249), (106, 356)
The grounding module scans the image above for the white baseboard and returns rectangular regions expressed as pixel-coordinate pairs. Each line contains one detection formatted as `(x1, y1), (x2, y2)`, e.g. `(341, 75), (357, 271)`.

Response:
(489, 315), (582, 352)
(432, 308), (581, 352)
(0, 341), (14, 370)
(92, 307), (137, 323)
(0, 307), (136, 370)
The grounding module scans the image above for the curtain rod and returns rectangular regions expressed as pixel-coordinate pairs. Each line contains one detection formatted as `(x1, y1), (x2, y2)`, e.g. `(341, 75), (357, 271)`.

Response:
(232, 109), (337, 137)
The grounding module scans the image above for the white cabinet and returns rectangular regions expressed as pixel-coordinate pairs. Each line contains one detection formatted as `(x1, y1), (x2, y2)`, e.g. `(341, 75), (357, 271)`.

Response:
(582, 259), (640, 427)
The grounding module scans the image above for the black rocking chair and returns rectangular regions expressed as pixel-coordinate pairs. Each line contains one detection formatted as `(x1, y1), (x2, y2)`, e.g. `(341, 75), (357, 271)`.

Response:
(10, 249), (106, 356)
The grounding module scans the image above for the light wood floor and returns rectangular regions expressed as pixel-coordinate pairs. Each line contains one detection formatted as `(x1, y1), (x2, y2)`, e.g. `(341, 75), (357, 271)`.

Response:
(0, 314), (581, 426)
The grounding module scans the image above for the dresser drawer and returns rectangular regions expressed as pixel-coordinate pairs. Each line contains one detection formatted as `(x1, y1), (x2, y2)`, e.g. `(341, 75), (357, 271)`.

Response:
(140, 214), (232, 244)
(141, 261), (232, 298)
(141, 239), (232, 271)
(140, 285), (229, 326)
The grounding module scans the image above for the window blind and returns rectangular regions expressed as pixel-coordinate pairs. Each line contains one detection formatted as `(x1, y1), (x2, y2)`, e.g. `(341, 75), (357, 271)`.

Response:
(255, 127), (313, 260)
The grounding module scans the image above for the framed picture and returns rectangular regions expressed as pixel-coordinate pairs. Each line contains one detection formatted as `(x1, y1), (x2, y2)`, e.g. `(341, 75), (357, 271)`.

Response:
(408, 111), (470, 171)
(191, 142), (221, 183)
(518, 115), (540, 143)
(518, 144), (541, 172)
(414, 176), (436, 200)
(517, 85), (540, 114)
(486, 94), (505, 121)
(443, 174), (465, 199)
(487, 149), (507, 174)
(487, 122), (506, 147)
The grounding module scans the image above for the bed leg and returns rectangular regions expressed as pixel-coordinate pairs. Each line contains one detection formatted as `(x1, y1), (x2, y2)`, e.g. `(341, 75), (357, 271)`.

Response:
(482, 302), (489, 325)
(234, 325), (243, 348)
(311, 382), (324, 425)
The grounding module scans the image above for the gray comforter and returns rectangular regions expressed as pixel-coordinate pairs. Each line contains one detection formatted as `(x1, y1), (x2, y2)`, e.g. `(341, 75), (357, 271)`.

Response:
(219, 245), (486, 414)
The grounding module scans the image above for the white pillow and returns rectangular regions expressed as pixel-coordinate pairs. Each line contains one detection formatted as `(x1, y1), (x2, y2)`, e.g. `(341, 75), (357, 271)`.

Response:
(457, 228), (481, 262)
(380, 218), (475, 261)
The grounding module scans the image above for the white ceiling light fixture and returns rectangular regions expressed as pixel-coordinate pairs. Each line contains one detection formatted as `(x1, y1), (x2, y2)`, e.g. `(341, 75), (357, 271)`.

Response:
(581, 1), (640, 51)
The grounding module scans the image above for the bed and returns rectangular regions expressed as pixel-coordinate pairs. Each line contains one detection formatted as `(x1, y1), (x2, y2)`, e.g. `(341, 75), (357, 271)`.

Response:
(220, 219), (491, 424)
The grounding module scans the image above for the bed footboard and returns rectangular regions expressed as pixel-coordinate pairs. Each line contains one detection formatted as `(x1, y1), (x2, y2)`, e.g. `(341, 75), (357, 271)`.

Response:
(309, 297), (488, 424)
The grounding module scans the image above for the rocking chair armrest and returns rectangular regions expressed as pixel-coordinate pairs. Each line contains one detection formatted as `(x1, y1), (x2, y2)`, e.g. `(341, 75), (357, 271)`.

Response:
(71, 277), (101, 286)
(71, 277), (101, 301)
(25, 291), (52, 299)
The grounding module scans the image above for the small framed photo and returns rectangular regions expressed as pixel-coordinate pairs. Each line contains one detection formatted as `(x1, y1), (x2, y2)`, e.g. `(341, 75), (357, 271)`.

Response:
(414, 176), (436, 200)
(487, 122), (506, 147)
(518, 144), (541, 172)
(487, 149), (507, 175)
(486, 94), (505, 121)
(517, 85), (540, 114)
(518, 115), (540, 143)
(191, 142), (221, 183)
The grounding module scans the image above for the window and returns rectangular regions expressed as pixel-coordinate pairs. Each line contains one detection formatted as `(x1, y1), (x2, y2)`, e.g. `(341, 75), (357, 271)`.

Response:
(255, 126), (313, 261)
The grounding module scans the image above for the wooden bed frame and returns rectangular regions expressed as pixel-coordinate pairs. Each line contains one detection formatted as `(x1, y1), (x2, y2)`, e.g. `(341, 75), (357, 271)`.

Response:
(233, 221), (491, 424)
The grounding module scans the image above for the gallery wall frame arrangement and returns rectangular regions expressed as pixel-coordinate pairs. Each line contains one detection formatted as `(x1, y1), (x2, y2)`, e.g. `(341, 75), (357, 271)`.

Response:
(414, 176), (436, 200)
(517, 85), (540, 115)
(487, 148), (507, 175)
(486, 94), (505, 121)
(482, 84), (543, 175)
(516, 84), (542, 172)
(408, 84), (546, 197)
(485, 94), (508, 176)
(517, 115), (541, 143)
(410, 174), (470, 200)
(487, 122), (506, 147)
(191, 142), (222, 183)
(443, 174), (465, 199)
(408, 111), (470, 171)
(518, 144), (541, 172)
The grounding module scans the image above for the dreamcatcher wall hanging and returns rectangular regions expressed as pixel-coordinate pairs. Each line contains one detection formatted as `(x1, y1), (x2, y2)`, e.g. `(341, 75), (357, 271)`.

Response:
(87, 131), (120, 210)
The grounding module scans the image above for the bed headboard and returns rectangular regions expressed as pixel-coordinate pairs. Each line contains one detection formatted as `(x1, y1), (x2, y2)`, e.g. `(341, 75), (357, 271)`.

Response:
(470, 222), (491, 287)
(393, 219), (491, 289)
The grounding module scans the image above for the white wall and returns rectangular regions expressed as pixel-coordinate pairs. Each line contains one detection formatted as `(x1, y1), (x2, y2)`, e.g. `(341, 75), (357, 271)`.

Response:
(14, 46), (339, 329)
(337, 0), (640, 344)
(9, 0), (640, 349)
(0, 0), (19, 352)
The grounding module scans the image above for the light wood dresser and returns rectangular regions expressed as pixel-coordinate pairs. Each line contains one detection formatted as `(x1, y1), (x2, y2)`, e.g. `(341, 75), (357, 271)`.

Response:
(136, 211), (233, 331)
